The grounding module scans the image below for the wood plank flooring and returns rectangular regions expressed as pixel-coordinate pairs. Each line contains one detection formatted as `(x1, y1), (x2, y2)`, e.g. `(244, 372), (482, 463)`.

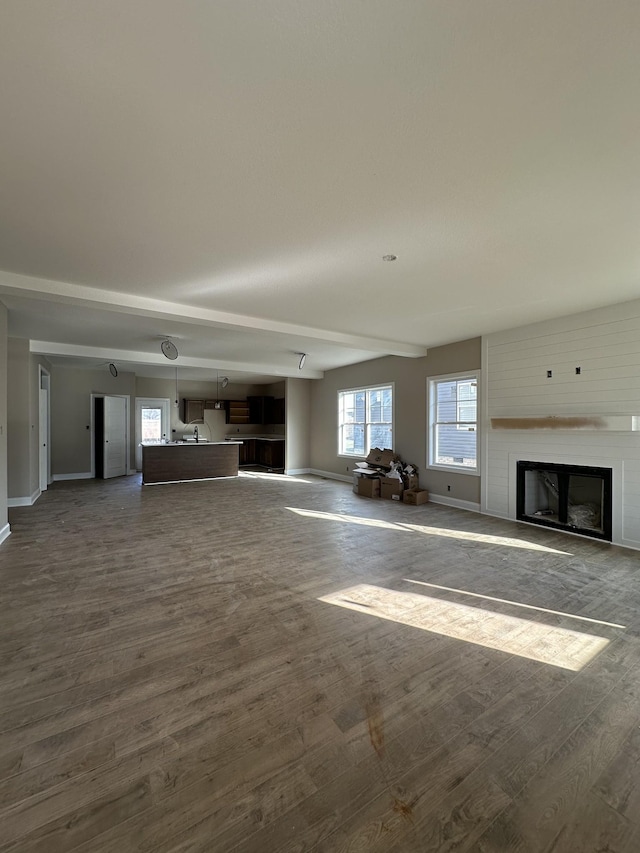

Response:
(2, 472), (640, 851)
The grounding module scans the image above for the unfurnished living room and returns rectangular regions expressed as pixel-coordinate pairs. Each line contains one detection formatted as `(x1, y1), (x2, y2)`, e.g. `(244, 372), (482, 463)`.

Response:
(2, 2), (640, 852)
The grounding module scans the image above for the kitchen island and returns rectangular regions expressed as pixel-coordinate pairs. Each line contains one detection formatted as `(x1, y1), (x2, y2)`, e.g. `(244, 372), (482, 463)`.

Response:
(141, 441), (242, 485)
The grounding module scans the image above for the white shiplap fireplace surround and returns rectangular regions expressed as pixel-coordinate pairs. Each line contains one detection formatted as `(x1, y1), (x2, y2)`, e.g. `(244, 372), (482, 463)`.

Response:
(481, 299), (640, 551)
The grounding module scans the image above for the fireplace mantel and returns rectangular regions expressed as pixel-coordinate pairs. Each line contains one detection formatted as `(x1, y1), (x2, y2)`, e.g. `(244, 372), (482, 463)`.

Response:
(491, 415), (640, 431)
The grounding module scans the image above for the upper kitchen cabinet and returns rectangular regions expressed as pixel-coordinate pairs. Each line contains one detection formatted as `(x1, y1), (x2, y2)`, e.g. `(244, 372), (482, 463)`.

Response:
(269, 397), (285, 425)
(247, 396), (273, 425)
(225, 400), (250, 424)
(183, 399), (205, 423)
(248, 396), (285, 425)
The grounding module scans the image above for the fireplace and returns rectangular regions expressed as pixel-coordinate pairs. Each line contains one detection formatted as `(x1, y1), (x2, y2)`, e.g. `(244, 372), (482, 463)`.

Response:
(516, 461), (612, 541)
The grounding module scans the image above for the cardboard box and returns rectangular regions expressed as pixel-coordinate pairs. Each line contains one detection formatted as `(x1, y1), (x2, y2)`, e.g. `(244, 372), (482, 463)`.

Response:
(380, 476), (404, 501)
(365, 448), (398, 470)
(403, 473), (419, 491)
(357, 475), (380, 498)
(403, 488), (429, 505)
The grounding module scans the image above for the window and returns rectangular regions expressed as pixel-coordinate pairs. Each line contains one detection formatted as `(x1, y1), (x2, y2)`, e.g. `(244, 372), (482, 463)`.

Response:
(428, 373), (479, 473)
(338, 384), (393, 457)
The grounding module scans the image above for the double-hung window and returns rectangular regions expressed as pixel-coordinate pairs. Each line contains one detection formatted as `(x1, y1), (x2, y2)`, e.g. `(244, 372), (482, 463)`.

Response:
(428, 373), (479, 473)
(338, 384), (393, 457)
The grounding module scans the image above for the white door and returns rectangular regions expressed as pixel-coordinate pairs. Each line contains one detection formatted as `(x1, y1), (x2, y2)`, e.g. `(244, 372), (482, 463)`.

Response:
(39, 386), (48, 491)
(135, 398), (171, 469)
(104, 396), (128, 478)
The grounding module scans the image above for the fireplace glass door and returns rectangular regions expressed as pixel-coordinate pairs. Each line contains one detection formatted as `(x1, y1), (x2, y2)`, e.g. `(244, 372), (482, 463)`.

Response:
(516, 461), (612, 541)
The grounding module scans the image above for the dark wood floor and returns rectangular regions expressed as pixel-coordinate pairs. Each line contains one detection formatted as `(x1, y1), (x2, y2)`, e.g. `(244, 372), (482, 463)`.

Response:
(2, 472), (640, 852)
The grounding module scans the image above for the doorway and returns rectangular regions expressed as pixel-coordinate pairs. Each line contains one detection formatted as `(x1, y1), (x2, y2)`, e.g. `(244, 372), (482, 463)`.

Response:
(134, 398), (171, 469)
(38, 366), (51, 492)
(92, 394), (130, 479)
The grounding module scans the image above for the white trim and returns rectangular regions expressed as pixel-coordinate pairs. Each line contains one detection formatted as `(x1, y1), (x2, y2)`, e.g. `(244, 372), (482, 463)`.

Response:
(285, 468), (312, 476)
(53, 472), (93, 481)
(480, 336), (490, 513)
(308, 468), (353, 483)
(428, 493), (481, 513)
(0, 523), (10, 545)
(8, 488), (41, 507)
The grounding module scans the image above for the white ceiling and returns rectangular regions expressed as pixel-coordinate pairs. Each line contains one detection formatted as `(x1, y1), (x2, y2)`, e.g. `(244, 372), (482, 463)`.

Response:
(1, 1), (639, 382)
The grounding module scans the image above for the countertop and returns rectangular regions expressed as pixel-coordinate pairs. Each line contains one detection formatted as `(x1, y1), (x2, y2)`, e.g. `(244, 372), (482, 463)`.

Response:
(224, 435), (285, 442)
(141, 441), (243, 447)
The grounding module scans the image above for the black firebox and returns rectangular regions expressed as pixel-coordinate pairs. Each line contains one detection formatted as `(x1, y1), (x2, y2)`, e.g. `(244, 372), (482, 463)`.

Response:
(516, 461), (612, 542)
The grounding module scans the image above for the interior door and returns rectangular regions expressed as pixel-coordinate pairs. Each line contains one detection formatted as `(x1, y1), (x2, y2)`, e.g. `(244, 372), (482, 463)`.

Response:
(39, 386), (48, 491)
(103, 396), (127, 478)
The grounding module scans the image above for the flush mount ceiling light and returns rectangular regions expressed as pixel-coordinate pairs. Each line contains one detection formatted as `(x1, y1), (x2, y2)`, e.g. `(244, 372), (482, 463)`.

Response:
(221, 377), (229, 389)
(108, 363), (118, 377)
(382, 254), (397, 262)
(161, 339), (179, 360)
(295, 352), (307, 370)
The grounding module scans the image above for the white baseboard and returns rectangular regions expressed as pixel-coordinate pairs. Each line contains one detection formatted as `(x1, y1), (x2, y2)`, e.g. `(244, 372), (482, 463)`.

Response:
(308, 468), (353, 484)
(52, 472), (93, 481)
(429, 493), (481, 513)
(285, 468), (312, 476)
(8, 488), (41, 508)
(0, 523), (10, 545)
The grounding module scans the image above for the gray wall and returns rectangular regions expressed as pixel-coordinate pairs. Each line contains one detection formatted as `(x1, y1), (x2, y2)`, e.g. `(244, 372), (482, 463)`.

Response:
(0, 303), (8, 537)
(309, 338), (481, 504)
(51, 365), (137, 476)
(7, 338), (30, 498)
(285, 377), (311, 471)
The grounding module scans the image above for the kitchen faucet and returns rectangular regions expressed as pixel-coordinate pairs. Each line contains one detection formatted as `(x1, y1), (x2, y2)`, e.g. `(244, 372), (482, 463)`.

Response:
(193, 425), (199, 442)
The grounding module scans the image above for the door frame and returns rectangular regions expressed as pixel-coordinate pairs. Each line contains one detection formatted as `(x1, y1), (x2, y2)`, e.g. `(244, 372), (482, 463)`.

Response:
(134, 397), (171, 470)
(38, 365), (51, 491)
(90, 394), (131, 478)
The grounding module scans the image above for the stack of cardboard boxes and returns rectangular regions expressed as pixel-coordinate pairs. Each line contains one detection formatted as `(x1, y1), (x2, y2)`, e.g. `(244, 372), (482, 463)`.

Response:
(352, 448), (429, 505)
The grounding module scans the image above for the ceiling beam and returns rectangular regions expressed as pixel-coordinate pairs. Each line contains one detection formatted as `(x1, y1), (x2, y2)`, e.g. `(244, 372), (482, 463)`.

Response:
(1, 271), (428, 358)
(29, 340), (325, 379)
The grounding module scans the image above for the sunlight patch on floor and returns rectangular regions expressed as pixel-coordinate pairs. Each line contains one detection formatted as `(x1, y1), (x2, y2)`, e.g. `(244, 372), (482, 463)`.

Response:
(239, 471), (312, 483)
(404, 579), (626, 630)
(288, 507), (571, 554)
(319, 584), (611, 671)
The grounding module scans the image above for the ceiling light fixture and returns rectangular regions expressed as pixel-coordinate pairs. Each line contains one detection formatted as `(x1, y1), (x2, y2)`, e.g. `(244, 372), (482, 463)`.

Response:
(296, 352), (307, 370)
(161, 339), (179, 360)
(382, 254), (397, 262)
(214, 371), (229, 408)
(108, 363), (118, 377)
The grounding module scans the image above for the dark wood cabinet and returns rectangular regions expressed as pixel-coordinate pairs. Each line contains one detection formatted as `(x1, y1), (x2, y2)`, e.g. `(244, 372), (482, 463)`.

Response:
(247, 395), (285, 425)
(257, 439), (285, 470)
(269, 397), (285, 425)
(238, 438), (256, 466)
(183, 399), (205, 423)
(247, 396), (273, 424)
(225, 401), (250, 424)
